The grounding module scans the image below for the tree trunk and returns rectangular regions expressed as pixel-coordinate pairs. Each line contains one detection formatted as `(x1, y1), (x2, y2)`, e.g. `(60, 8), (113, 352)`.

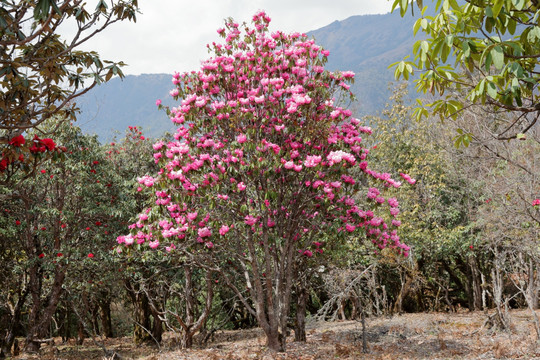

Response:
(491, 262), (511, 330)
(151, 309), (163, 343)
(294, 286), (307, 342)
(125, 280), (152, 345)
(468, 256), (483, 311)
(76, 320), (85, 345)
(1, 286), (28, 357)
(175, 268), (214, 348)
(99, 298), (113, 338)
(132, 294), (151, 344)
(25, 263), (66, 352)
(265, 329), (285, 352)
(394, 270), (412, 314)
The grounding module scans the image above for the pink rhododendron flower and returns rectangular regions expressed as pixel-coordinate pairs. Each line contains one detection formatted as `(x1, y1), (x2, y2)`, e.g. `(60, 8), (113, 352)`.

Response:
(367, 187), (380, 199)
(137, 175), (155, 187)
(236, 134), (247, 143)
(219, 225), (230, 235)
(533, 199), (540, 206)
(388, 198), (399, 208)
(149, 240), (160, 249)
(237, 182), (246, 191)
(327, 150), (355, 166)
(124, 235), (134, 246)
(400, 173), (416, 185)
(198, 227), (212, 238)
(244, 215), (258, 225)
(304, 155), (321, 168)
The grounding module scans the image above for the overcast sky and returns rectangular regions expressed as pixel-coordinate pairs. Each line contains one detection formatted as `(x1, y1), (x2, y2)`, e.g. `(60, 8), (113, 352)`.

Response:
(78, 0), (393, 75)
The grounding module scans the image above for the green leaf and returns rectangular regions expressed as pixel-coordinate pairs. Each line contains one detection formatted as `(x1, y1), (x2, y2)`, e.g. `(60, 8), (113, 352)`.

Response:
(512, 0), (525, 11)
(400, 0), (409, 16)
(491, 45), (504, 69)
(421, 40), (429, 54)
(486, 81), (498, 98)
(492, 0), (504, 18)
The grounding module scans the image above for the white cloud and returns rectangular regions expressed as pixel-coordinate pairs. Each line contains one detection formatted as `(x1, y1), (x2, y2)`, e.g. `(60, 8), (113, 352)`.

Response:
(76, 0), (393, 75)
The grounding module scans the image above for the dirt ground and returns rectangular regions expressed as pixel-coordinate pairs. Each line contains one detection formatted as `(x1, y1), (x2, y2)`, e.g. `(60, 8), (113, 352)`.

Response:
(12, 309), (540, 360)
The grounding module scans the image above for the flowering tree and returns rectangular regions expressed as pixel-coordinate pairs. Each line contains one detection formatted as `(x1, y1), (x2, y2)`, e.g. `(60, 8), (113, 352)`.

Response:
(120, 12), (411, 352)
(0, 120), (139, 354)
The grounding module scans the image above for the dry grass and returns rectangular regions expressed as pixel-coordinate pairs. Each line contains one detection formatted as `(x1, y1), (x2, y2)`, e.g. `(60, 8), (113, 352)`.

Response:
(12, 309), (540, 360)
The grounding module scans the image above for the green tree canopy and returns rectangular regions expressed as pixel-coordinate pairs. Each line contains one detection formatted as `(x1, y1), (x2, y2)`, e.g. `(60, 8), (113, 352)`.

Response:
(392, 0), (540, 140)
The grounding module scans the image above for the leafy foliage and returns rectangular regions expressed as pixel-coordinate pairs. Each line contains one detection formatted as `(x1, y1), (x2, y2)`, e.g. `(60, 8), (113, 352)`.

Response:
(392, 0), (540, 140)
(0, 0), (139, 176)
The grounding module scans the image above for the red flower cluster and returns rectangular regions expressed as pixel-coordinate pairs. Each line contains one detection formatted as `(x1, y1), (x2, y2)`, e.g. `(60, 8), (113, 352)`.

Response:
(9, 134), (25, 147)
(29, 135), (56, 153)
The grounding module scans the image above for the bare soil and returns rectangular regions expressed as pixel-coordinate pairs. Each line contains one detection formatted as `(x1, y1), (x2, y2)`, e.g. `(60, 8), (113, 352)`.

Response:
(12, 309), (540, 359)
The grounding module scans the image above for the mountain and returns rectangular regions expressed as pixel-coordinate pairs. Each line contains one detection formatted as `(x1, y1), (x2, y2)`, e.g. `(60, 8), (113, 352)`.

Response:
(76, 74), (177, 141)
(309, 11), (421, 115)
(76, 11), (423, 141)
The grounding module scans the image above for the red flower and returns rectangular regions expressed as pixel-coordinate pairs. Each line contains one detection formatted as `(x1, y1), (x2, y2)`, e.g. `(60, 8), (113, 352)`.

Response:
(40, 169), (46, 174)
(15, 220), (21, 225)
(61, 223), (66, 228)
(41, 227), (46, 231)
(9, 134), (25, 147)
(93, 161), (99, 165)
(87, 253), (94, 258)
(41, 138), (56, 151)
(0, 157), (9, 172)
(95, 221), (102, 226)
(56, 252), (63, 257)
(38, 253), (45, 258)
(86, 227), (91, 231)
